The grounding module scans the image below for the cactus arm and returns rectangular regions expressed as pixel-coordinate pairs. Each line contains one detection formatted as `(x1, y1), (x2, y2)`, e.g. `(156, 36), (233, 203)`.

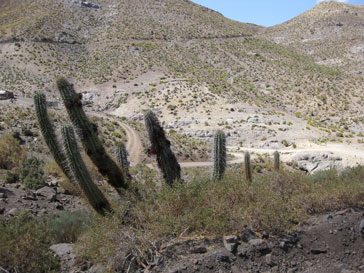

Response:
(144, 110), (181, 186)
(61, 125), (111, 215)
(56, 78), (127, 192)
(34, 92), (73, 182)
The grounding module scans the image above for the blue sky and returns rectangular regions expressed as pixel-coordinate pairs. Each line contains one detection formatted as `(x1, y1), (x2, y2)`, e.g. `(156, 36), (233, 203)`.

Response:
(191, 0), (364, 27)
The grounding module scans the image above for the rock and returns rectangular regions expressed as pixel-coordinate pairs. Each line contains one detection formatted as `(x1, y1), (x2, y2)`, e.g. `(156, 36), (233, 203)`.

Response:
(359, 218), (364, 234)
(190, 246), (207, 254)
(231, 265), (246, 273)
(6, 208), (19, 216)
(214, 251), (230, 262)
(294, 153), (342, 174)
(223, 235), (238, 253)
(50, 243), (76, 268)
(248, 239), (270, 255)
(36, 186), (56, 201)
(311, 248), (327, 255)
(262, 231), (269, 239)
(0, 192), (6, 198)
(80, 1), (100, 9)
(322, 214), (333, 222)
(241, 229), (258, 242)
(81, 91), (97, 105)
(0, 207), (4, 214)
(55, 203), (64, 210)
(265, 253), (276, 266)
(21, 190), (37, 200)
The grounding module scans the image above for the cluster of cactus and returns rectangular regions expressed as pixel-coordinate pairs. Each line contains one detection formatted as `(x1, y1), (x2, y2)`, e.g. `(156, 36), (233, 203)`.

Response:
(56, 78), (128, 193)
(62, 125), (111, 215)
(34, 78), (129, 214)
(144, 110), (181, 186)
(212, 130), (226, 180)
(34, 92), (73, 182)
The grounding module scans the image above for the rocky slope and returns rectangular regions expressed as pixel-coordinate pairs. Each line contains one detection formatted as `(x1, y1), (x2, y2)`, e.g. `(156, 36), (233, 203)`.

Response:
(1, 0), (363, 120)
(263, 2), (364, 75)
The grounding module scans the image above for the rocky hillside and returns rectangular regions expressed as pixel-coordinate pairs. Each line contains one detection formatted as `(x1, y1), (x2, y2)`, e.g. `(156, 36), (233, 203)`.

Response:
(263, 2), (364, 75)
(1, 0), (363, 122)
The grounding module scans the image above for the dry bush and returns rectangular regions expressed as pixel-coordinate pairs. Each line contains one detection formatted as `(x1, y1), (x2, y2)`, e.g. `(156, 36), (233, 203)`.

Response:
(0, 134), (26, 170)
(77, 165), (364, 267)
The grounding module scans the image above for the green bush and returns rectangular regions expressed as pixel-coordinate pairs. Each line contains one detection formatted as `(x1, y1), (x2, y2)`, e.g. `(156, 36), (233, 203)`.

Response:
(0, 212), (60, 273)
(47, 210), (93, 243)
(4, 171), (19, 184)
(19, 157), (46, 190)
(0, 134), (26, 170)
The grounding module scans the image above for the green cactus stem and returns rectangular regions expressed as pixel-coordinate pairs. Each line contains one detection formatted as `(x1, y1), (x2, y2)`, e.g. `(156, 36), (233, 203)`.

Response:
(115, 143), (131, 180)
(274, 151), (280, 172)
(144, 110), (181, 186)
(56, 77), (127, 192)
(34, 92), (73, 182)
(212, 130), (226, 179)
(61, 125), (111, 215)
(244, 152), (252, 183)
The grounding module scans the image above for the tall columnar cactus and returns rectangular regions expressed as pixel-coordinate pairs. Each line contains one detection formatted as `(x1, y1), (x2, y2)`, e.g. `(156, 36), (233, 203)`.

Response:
(62, 125), (111, 215)
(115, 143), (130, 179)
(56, 78), (127, 192)
(144, 110), (181, 186)
(244, 152), (252, 183)
(34, 92), (73, 182)
(212, 130), (226, 180)
(274, 151), (280, 172)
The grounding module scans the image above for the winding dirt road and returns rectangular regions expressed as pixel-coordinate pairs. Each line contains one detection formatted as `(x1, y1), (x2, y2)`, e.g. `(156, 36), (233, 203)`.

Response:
(90, 112), (364, 169)
(5, 97), (364, 169)
(89, 112), (143, 167)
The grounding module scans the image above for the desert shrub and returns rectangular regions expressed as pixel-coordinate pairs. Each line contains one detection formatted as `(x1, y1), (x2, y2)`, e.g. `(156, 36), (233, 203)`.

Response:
(4, 170), (19, 184)
(19, 157), (46, 190)
(44, 160), (64, 177)
(47, 210), (93, 243)
(0, 134), (26, 170)
(78, 165), (364, 266)
(0, 211), (60, 273)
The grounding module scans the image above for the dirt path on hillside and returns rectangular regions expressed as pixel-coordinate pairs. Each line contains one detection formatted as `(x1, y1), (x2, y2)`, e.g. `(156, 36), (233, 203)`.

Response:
(89, 112), (143, 167)
(5, 97), (364, 169)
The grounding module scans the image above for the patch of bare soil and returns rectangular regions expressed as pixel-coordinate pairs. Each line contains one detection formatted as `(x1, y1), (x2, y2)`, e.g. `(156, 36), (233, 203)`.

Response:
(147, 208), (364, 273)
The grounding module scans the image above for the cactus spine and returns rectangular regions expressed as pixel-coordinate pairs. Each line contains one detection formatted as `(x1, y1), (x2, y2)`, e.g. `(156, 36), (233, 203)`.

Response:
(212, 130), (226, 179)
(274, 151), (280, 172)
(244, 152), (252, 182)
(62, 125), (111, 215)
(115, 143), (130, 178)
(34, 92), (73, 182)
(56, 78), (127, 192)
(144, 110), (181, 186)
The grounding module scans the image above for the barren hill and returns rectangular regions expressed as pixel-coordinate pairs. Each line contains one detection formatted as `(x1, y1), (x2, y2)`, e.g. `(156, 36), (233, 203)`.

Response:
(263, 1), (364, 75)
(1, 0), (364, 150)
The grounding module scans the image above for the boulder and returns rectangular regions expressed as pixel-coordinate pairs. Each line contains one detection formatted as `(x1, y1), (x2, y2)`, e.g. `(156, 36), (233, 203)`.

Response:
(294, 153), (342, 173)
(36, 186), (57, 201)
(50, 243), (76, 269)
